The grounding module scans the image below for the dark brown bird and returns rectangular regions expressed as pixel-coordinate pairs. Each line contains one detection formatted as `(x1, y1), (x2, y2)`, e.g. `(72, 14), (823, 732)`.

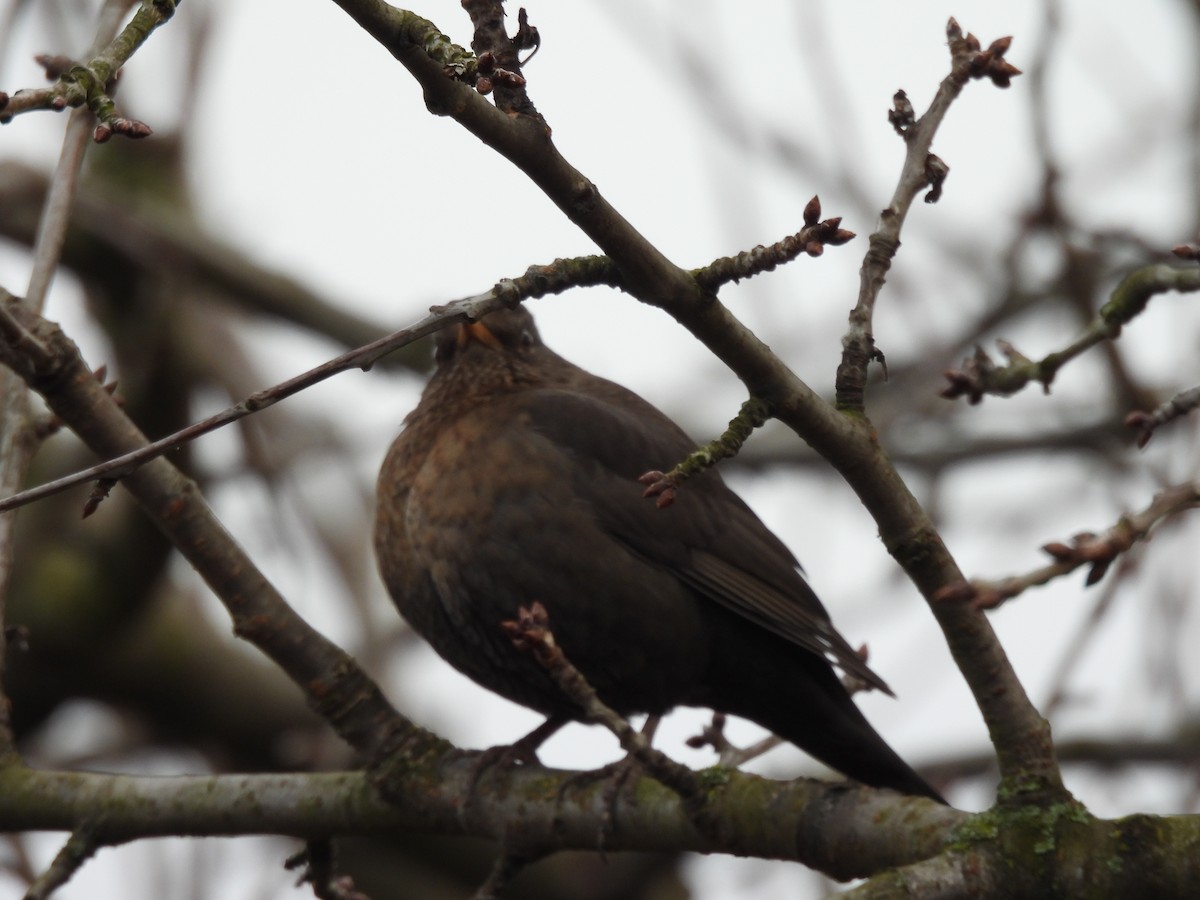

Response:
(375, 306), (943, 803)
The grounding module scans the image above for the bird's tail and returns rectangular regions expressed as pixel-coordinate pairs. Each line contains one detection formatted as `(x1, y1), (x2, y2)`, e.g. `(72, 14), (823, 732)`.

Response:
(705, 630), (946, 804)
(765, 673), (946, 804)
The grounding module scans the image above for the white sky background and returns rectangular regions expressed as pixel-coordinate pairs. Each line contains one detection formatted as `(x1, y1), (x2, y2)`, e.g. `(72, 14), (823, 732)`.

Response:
(2, 1), (1200, 898)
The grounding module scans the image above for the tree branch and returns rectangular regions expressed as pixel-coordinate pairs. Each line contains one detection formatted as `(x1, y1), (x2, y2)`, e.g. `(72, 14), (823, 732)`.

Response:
(941, 263), (1200, 404)
(935, 481), (1200, 610)
(0, 760), (959, 882)
(0, 0), (171, 138)
(0, 257), (618, 514)
(837, 19), (1020, 412)
(0, 293), (425, 764)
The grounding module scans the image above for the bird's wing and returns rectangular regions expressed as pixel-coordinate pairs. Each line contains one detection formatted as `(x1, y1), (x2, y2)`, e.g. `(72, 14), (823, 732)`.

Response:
(516, 385), (892, 694)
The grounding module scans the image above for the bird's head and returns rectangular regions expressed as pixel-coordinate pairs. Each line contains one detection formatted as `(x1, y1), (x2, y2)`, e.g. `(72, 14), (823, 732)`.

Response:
(435, 306), (542, 365)
(428, 306), (578, 399)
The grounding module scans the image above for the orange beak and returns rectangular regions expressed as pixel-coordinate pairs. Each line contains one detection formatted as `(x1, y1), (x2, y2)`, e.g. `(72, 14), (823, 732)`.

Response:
(456, 320), (504, 351)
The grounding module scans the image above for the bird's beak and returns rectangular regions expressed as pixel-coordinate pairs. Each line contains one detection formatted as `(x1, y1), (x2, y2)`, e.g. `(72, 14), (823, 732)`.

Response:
(456, 320), (504, 351)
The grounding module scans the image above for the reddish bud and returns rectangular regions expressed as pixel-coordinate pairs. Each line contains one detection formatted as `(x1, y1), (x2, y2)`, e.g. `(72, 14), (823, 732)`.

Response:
(1041, 542), (1074, 561)
(638, 470), (678, 507)
(802, 195), (821, 226)
(115, 118), (152, 139)
(990, 60), (1022, 88)
(1085, 560), (1111, 586)
(970, 50), (994, 75)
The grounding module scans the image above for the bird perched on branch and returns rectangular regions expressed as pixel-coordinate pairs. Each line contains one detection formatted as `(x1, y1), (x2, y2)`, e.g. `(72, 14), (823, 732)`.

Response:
(375, 305), (944, 803)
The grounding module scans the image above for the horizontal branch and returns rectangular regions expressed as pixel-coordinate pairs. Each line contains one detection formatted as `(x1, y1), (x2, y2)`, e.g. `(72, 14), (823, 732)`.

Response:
(0, 759), (959, 880)
(0, 766), (391, 840)
(4, 752), (1197, 895)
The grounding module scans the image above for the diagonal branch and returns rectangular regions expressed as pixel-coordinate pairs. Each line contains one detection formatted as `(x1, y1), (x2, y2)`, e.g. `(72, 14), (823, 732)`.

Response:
(1127, 384), (1200, 448)
(24, 828), (98, 900)
(0, 257), (618, 514)
(941, 263), (1200, 404)
(935, 481), (1200, 610)
(0, 0), (143, 768)
(0, 293), (426, 764)
(0, 0), (172, 137)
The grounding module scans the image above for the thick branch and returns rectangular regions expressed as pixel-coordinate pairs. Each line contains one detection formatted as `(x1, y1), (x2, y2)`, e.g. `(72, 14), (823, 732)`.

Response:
(0, 760), (959, 881)
(0, 295), (425, 763)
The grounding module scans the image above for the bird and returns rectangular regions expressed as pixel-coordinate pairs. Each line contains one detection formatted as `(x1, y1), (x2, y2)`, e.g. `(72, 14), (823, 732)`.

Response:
(374, 305), (944, 804)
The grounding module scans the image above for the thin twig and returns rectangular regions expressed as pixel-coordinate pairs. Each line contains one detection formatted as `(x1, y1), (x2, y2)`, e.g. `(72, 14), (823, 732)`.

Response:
(935, 482), (1200, 610)
(23, 108), (91, 313)
(461, 0), (539, 120)
(23, 0), (136, 312)
(685, 713), (786, 768)
(638, 397), (772, 508)
(0, 257), (620, 514)
(1126, 384), (1200, 448)
(941, 264), (1200, 404)
(502, 602), (704, 807)
(837, 18), (1021, 411)
(23, 829), (100, 900)
(0, 0), (172, 134)
(692, 196), (855, 291)
(0, 310), (449, 514)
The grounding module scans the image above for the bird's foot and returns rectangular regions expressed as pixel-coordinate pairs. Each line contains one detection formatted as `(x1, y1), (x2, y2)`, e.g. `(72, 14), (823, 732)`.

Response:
(555, 715), (660, 853)
(555, 756), (642, 854)
(454, 716), (566, 794)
